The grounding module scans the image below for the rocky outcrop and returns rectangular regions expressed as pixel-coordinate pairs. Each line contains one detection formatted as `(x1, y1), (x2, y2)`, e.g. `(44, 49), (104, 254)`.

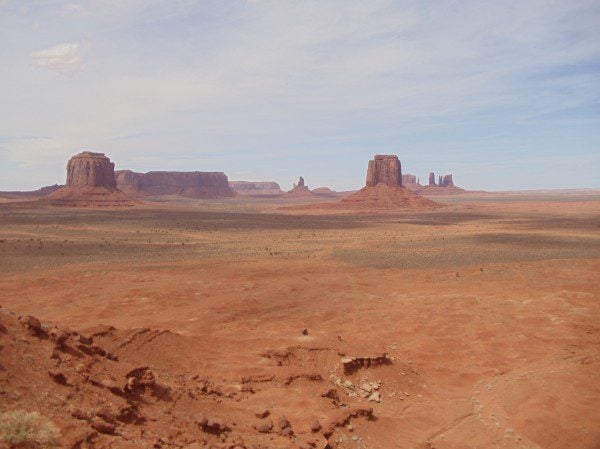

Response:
(366, 155), (402, 187)
(429, 172), (436, 186)
(418, 172), (464, 195)
(401, 174), (421, 191)
(229, 181), (283, 196)
(47, 152), (135, 207)
(401, 174), (417, 185)
(116, 170), (235, 199)
(66, 152), (117, 188)
(286, 176), (318, 197)
(340, 155), (438, 210)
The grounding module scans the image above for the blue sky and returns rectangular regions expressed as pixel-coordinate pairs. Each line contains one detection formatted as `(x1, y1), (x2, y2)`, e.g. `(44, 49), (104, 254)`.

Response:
(1, 0), (599, 191)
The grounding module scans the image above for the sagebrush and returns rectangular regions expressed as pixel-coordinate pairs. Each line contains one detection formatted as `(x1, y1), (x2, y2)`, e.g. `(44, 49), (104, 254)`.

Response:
(0, 410), (60, 448)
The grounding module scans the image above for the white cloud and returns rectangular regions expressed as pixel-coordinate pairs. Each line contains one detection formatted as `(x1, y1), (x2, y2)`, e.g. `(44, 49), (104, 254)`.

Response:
(1, 1), (598, 190)
(31, 42), (84, 73)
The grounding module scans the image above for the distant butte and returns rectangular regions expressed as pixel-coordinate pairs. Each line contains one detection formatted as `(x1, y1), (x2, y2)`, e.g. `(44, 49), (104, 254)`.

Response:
(286, 176), (319, 197)
(418, 171), (465, 195)
(340, 155), (438, 210)
(229, 181), (283, 196)
(46, 152), (135, 207)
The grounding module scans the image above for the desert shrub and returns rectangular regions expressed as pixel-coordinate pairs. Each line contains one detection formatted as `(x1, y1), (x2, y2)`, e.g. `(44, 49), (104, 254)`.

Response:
(0, 410), (60, 448)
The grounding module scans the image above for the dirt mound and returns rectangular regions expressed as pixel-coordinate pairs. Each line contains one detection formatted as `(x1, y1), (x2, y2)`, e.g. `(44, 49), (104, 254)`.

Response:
(46, 152), (136, 207)
(340, 184), (439, 210)
(0, 307), (391, 449)
(0, 184), (63, 200)
(46, 186), (136, 207)
(417, 184), (466, 195)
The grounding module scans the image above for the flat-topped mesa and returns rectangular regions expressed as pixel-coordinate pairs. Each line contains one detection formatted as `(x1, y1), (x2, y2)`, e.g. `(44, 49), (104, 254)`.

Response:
(115, 170), (235, 198)
(366, 155), (402, 187)
(229, 181), (283, 196)
(66, 152), (117, 188)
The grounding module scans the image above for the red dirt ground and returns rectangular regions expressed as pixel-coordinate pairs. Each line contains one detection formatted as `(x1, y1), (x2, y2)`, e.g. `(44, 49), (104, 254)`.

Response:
(0, 193), (599, 449)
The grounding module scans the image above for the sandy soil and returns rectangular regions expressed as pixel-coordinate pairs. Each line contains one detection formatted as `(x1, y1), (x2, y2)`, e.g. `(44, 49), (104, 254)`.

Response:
(0, 194), (598, 449)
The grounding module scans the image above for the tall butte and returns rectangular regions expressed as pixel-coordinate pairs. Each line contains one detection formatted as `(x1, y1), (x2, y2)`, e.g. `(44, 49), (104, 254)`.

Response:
(47, 151), (135, 207)
(342, 154), (438, 210)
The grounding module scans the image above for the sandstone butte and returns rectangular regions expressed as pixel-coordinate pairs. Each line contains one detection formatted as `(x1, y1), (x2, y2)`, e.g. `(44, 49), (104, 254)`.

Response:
(46, 152), (135, 207)
(340, 155), (439, 210)
(116, 170), (235, 199)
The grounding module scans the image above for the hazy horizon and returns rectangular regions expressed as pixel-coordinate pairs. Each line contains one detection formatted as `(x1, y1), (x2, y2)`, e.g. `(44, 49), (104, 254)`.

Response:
(1, 1), (599, 192)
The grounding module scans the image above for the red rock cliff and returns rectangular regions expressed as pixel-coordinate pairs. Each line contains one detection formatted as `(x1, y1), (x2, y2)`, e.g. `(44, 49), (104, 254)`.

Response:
(366, 155), (402, 187)
(116, 170), (235, 198)
(66, 152), (117, 188)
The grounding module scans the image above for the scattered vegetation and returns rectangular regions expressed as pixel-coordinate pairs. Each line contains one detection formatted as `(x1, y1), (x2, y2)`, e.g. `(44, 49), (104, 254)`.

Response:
(0, 410), (60, 449)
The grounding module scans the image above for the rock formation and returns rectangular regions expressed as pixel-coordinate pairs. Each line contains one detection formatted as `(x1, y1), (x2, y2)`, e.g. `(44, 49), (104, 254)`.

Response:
(418, 172), (464, 195)
(47, 152), (135, 207)
(340, 155), (438, 210)
(401, 174), (422, 191)
(401, 174), (416, 185)
(66, 152), (117, 188)
(286, 176), (318, 197)
(429, 172), (436, 186)
(229, 181), (283, 196)
(366, 155), (402, 187)
(441, 174), (454, 186)
(116, 170), (235, 198)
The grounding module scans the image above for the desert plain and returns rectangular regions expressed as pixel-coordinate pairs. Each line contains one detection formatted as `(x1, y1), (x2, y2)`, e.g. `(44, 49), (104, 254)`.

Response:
(0, 191), (599, 449)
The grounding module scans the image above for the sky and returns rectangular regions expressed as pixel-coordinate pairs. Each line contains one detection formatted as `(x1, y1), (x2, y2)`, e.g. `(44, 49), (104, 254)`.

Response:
(1, 0), (599, 191)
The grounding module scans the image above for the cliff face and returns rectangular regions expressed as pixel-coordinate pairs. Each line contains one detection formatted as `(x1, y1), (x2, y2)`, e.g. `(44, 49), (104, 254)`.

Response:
(66, 152), (117, 188)
(366, 155), (402, 187)
(116, 171), (235, 198)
